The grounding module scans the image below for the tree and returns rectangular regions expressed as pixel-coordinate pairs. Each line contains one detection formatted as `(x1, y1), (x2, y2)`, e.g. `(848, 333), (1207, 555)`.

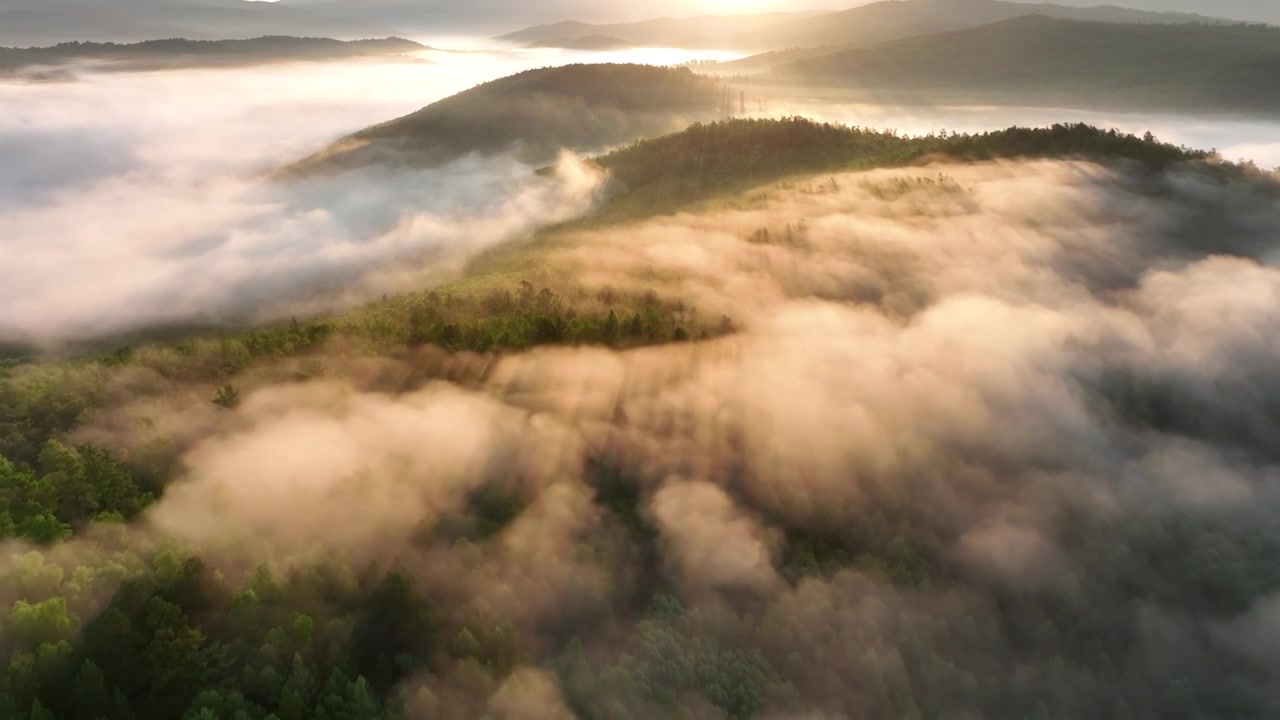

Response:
(7, 598), (75, 651)
(348, 573), (435, 692)
(71, 660), (109, 720)
(17, 513), (71, 544)
(213, 384), (241, 410)
(38, 440), (96, 523)
(603, 310), (620, 343)
(28, 700), (54, 720)
(140, 598), (208, 717)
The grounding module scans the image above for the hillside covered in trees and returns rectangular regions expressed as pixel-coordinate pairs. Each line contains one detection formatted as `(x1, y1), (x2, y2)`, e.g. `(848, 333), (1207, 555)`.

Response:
(5, 115), (1280, 719)
(590, 116), (1212, 219)
(769, 17), (1280, 114)
(287, 64), (731, 173)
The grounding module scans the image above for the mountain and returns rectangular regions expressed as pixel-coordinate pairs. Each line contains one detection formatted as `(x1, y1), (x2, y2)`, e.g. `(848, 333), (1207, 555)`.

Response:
(729, 0), (1232, 50)
(0, 36), (426, 74)
(773, 16), (1280, 113)
(287, 63), (731, 174)
(496, 0), (1231, 51)
(1012, 0), (1280, 23)
(274, 0), (625, 33)
(0, 0), (396, 46)
(493, 11), (827, 49)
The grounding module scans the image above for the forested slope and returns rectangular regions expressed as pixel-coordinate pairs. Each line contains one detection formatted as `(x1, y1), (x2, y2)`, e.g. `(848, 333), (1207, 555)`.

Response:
(591, 116), (1210, 219)
(288, 64), (730, 173)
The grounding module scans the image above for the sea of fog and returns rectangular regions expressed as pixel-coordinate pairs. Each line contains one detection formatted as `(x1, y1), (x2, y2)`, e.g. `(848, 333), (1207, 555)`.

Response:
(2, 40), (1279, 343)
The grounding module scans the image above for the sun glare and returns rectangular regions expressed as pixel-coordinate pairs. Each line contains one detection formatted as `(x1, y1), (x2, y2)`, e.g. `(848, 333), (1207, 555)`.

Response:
(698, 0), (774, 13)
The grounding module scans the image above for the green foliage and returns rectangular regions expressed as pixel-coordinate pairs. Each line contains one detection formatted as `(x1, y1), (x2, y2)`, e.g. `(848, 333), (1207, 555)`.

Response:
(565, 596), (774, 720)
(353, 283), (725, 353)
(347, 573), (436, 693)
(0, 364), (107, 468)
(7, 598), (76, 651)
(213, 384), (242, 410)
(0, 443), (151, 544)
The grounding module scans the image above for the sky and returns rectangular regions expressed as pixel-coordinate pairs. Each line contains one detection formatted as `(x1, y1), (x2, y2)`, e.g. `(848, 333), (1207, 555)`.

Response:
(270, 0), (1279, 24)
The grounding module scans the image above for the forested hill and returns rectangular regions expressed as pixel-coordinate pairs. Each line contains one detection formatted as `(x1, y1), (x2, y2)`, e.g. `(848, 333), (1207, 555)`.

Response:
(288, 64), (731, 173)
(771, 17), (1280, 114)
(591, 117), (1212, 220)
(0, 36), (427, 74)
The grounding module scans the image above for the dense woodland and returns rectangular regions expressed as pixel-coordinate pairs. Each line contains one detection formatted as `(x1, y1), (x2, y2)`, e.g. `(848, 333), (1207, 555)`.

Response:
(2, 118), (1279, 719)
(592, 117), (1211, 219)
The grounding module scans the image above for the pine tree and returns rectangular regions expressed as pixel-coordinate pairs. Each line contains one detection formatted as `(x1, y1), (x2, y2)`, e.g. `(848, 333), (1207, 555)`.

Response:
(71, 660), (109, 720)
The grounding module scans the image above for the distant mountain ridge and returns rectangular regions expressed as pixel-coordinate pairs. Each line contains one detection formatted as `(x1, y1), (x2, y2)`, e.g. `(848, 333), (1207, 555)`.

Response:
(495, 11), (824, 49)
(0, 0), (396, 46)
(771, 16), (1280, 114)
(732, 0), (1232, 49)
(496, 0), (1233, 51)
(1015, 0), (1280, 23)
(0, 36), (426, 74)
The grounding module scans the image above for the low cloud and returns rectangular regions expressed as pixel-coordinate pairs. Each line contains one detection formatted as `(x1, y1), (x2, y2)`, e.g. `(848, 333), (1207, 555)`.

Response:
(0, 59), (605, 345)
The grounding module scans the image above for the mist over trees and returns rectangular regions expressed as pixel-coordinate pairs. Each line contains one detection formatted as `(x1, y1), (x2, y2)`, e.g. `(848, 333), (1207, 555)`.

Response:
(4, 3), (1280, 717)
(3, 109), (1280, 719)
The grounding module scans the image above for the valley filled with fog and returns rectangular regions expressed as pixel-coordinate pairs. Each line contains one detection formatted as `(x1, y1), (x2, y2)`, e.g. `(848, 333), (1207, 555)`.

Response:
(5, 41), (1280, 345)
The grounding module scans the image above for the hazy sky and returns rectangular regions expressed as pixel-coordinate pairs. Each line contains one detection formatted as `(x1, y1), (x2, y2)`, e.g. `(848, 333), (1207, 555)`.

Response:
(273, 0), (1280, 26)
(441, 0), (1278, 24)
